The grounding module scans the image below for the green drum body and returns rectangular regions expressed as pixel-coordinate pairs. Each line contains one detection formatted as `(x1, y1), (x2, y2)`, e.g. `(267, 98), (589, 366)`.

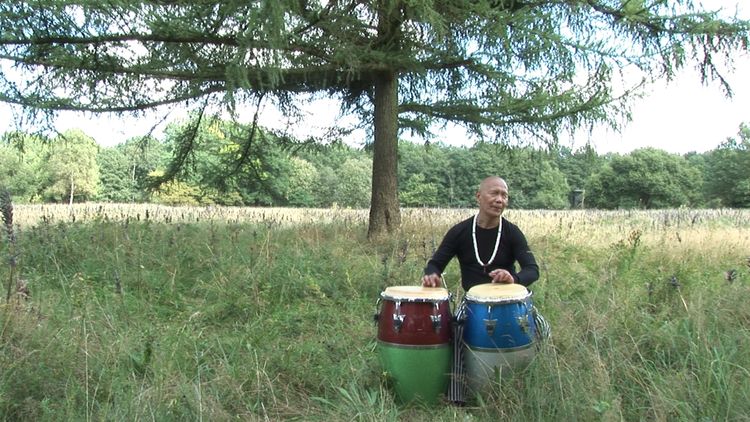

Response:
(378, 343), (452, 404)
(376, 286), (453, 404)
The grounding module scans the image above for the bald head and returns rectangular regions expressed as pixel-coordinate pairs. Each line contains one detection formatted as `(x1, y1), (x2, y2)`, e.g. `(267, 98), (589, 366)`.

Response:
(478, 176), (508, 194)
(475, 176), (509, 225)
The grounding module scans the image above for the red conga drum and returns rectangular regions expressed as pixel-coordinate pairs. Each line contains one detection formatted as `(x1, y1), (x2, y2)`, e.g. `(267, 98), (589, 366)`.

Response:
(376, 286), (453, 404)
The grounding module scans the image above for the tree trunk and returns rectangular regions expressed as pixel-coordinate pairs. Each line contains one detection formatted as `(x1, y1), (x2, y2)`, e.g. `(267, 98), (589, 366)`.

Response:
(367, 71), (401, 239)
(69, 177), (75, 206)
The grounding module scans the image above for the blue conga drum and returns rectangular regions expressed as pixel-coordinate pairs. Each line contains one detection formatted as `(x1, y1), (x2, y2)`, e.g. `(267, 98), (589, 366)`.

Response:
(463, 283), (537, 392)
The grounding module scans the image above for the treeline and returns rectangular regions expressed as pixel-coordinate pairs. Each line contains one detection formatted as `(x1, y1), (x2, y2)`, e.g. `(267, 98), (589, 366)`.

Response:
(1, 116), (749, 209)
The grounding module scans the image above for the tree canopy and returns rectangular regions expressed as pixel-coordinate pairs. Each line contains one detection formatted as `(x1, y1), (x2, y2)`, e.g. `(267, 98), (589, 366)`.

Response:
(1, 1), (748, 235)
(586, 147), (702, 209)
(3, 119), (750, 210)
(704, 123), (750, 207)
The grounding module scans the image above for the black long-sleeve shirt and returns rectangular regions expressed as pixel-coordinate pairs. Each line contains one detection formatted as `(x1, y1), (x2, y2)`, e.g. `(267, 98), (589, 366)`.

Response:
(424, 216), (539, 291)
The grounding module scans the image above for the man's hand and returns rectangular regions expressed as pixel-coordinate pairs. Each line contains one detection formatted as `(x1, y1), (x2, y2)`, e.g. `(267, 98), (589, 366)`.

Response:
(421, 273), (442, 287)
(488, 269), (514, 284)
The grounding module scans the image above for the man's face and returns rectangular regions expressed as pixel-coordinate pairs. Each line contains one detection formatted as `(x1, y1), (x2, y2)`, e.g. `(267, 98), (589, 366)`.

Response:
(476, 178), (509, 218)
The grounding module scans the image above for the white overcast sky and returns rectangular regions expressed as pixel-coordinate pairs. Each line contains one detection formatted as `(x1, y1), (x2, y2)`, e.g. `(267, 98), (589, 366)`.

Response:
(581, 53), (750, 154)
(0, 0), (748, 155)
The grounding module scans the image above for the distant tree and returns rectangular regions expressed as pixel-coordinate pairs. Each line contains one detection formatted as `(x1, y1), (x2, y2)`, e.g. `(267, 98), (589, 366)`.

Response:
(97, 147), (139, 202)
(400, 173), (440, 207)
(312, 166), (339, 208)
(297, 143), (364, 172)
(0, 147), (29, 201)
(397, 141), (450, 207)
(704, 124), (750, 207)
(2, 1), (747, 236)
(555, 144), (604, 194)
(586, 148), (701, 209)
(0, 132), (47, 202)
(93, 136), (167, 204)
(451, 144), (569, 209)
(285, 157), (319, 207)
(43, 130), (100, 204)
(157, 115), (294, 206)
(334, 158), (373, 208)
(301, 144), (371, 207)
(148, 170), (201, 206)
(683, 151), (709, 207)
(228, 134), (298, 206)
(445, 147), (483, 208)
(118, 137), (168, 201)
(527, 161), (570, 209)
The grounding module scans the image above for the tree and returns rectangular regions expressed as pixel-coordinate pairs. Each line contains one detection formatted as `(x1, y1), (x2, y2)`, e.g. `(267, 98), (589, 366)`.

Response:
(0, 132), (47, 202)
(313, 165), (340, 208)
(397, 141), (449, 207)
(148, 170), (201, 206)
(0, 2), (747, 235)
(586, 148), (701, 209)
(334, 157), (373, 208)
(704, 124), (750, 207)
(97, 146), (139, 202)
(43, 130), (100, 204)
(285, 157), (319, 207)
(401, 173), (440, 207)
(555, 144), (604, 194)
(156, 114), (296, 205)
(118, 136), (169, 201)
(527, 161), (570, 210)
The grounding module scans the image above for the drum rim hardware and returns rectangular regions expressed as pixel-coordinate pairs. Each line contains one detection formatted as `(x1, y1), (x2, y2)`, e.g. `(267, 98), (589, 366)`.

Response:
(376, 340), (452, 350)
(516, 315), (530, 334)
(392, 301), (406, 332)
(483, 318), (497, 337)
(380, 287), (452, 303)
(465, 290), (532, 304)
(430, 303), (442, 333)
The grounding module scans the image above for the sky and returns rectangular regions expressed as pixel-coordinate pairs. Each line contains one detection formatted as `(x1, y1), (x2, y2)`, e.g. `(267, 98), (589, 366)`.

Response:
(578, 54), (750, 154)
(1, 1), (748, 155)
(414, 53), (750, 154)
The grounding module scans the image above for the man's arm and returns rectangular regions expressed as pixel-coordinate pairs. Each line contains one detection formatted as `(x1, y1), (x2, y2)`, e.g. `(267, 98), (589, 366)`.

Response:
(422, 225), (461, 287)
(511, 227), (539, 287)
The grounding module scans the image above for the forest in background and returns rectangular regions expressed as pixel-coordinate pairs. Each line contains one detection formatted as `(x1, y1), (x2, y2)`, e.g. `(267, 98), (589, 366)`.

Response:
(1, 115), (749, 210)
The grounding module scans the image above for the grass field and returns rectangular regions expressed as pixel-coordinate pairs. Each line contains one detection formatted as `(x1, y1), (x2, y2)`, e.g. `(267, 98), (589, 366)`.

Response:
(1, 204), (749, 421)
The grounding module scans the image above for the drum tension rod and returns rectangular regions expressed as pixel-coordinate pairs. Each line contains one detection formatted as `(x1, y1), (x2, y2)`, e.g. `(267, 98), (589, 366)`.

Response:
(430, 302), (442, 333)
(516, 316), (530, 334)
(392, 301), (405, 333)
(484, 305), (496, 337)
(484, 318), (497, 337)
(373, 297), (381, 323)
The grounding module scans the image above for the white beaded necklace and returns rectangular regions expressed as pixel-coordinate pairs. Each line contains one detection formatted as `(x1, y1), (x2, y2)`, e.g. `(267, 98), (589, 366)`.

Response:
(472, 213), (502, 273)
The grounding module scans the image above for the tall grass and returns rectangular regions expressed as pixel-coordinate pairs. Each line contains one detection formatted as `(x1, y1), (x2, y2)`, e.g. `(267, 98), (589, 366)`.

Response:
(0, 205), (749, 420)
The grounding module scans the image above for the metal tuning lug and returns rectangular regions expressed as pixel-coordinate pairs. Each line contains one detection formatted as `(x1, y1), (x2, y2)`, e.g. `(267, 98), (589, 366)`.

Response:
(484, 318), (497, 337)
(374, 298), (381, 325)
(430, 303), (441, 333)
(517, 316), (530, 334)
(484, 304), (496, 337)
(392, 301), (404, 332)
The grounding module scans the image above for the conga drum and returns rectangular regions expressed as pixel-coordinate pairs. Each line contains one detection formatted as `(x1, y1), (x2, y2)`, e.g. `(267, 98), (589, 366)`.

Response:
(462, 283), (537, 393)
(376, 286), (452, 404)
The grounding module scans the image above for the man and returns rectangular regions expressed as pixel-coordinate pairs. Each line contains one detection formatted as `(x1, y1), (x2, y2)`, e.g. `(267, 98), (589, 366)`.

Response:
(423, 176), (539, 289)
(422, 176), (546, 404)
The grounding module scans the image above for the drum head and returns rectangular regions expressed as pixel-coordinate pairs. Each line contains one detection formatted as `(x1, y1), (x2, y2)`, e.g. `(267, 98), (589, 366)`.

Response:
(381, 286), (450, 302)
(465, 283), (530, 302)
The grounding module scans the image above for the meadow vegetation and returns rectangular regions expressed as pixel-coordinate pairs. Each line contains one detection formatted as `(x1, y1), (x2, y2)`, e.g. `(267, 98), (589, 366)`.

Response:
(1, 204), (749, 421)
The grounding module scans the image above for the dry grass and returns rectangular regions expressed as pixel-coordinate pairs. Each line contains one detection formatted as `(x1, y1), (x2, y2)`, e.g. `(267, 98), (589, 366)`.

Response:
(14, 203), (371, 228)
(2, 204), (749, 420)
